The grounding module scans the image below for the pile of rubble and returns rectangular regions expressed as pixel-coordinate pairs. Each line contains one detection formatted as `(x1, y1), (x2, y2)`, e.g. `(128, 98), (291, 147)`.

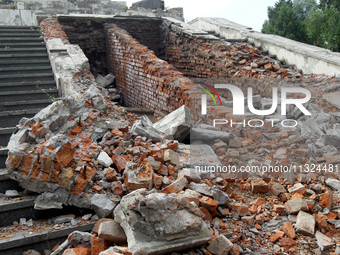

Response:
(5, 76), (340, 254)
(165, 29), (302, 80)
(3, 17), (340, 255)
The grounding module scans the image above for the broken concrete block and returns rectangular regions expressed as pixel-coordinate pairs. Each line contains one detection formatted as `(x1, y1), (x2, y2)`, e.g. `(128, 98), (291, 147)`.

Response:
(91, 194), (116, 218)
(68, 231), (93, 247)
(207, 234), (233, 255)
(164, 149), (180, 165)
(288, 182), (306, 195)
(98, 220), (127, 244)
(96, 74), (115, 88)
(5, 190), (19, 197)
(285, 197), (308, 214)
(54, 214), (74, 224)
(97, 151), (113, 167)
(114, 189), (211, 255)
(160, 177), (188, 194)
(189, 182), (214, 196)
(178, 168), (201, 183)
(131, 117), (164, 142)
(295, 211), (315, 236)
(152, 105), (193, 142)
(316, 231), (335, 251)
(190, 127), (233, 143)
(123, 161), (153, 191)
(325, 178), (340, 191)
(269, 181), (287, 196)
(34, 192), (63, 210)
(213, 189), (229, 206)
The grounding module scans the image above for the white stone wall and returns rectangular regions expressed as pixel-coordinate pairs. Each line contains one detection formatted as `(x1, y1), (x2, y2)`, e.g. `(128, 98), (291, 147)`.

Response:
(0, 9), (36, 25)
(189, 17), (340, 75)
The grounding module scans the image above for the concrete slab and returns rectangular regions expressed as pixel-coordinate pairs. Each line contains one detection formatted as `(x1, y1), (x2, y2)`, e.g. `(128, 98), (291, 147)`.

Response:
(323, 92), (340, 109)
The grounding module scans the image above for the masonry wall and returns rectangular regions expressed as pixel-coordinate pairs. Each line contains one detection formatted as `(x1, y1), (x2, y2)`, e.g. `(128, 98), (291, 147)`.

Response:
(105, 24), (191, 117)
(59, 16), (163, 75)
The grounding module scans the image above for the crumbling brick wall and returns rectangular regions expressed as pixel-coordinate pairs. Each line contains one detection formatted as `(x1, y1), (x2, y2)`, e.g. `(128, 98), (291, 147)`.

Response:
(59, 17), (163, 75)
(105, 24), (191, 117)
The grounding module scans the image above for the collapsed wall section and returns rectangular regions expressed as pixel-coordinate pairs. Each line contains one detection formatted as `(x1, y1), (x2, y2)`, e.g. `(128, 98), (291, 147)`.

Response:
(105, 24), (191, 116)
(58, 16), (163, 75)
(161, 22), (297, 80)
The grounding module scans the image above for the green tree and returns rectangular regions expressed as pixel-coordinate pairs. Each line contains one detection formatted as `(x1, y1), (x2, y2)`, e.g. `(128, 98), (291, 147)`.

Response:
(304, 6), (340, 51)
(262, 0), (308, 42)
(293, 0), (317, 20)
(319, 0), (340, 10)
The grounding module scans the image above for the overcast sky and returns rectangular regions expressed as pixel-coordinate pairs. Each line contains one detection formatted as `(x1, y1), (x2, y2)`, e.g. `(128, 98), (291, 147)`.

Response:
(124, 0), (279, 32)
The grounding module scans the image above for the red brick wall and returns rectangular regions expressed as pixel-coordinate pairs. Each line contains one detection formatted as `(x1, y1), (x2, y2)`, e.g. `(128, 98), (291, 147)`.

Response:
(58, 17), (163, 76)
(105, 24), (191, 117)
(40, 18), (69, 43)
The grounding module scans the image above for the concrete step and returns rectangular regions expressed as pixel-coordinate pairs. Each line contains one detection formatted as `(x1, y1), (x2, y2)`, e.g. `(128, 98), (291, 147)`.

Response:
(0, 148), (8, 169)
(0, 48), (47, 54)
(0, 42), (45, 48)
(0, 99), (54, 112)
(0, 59), (51, 67)
(0, 195), (93, 228)
(0, 221), (95, 255)
(0, 89), (58, 103)
(0, 53), (48, 58)
(0, 73), (54, 83)
(0, 65), (52, 75)
(0, 33), (41, 38)
(0, 80), (56, 92)
(0, 26), (39, 29)
(0, 109), (41, 128)
(0, 127), (15, 147)
(0, 37), (43, 42)
(0, 29), (38, 33)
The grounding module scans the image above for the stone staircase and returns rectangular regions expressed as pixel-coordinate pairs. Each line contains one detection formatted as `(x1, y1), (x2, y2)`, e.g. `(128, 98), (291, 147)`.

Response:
(0, 25), (58, 177)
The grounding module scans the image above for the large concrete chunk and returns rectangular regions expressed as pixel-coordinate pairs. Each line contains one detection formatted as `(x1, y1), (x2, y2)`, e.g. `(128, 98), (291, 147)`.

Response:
(295, 211), (315, 236)
(323, 92), (340, 109)
(315, 231), (335, 251)
(152, 105), (193, 142)
(207, 235), (233, 255)
(91, 194), (116, 218)
(285, 197), (308, 214)
(191, 127), (233, 143)
(114, 189), (211, 255)
(98, 220), (127, 244)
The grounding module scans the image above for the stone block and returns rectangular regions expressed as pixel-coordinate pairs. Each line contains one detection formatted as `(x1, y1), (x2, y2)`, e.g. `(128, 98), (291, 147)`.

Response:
(114, 189), (211, 255)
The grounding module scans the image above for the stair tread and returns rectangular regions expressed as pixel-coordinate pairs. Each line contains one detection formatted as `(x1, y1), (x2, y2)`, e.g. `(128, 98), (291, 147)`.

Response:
(0, 38), (43, 41)
(0, 59), (50, 63)
(0, 99), (55, 107)
(0, 53), (48, 57)
(0, 66), (52, 72)
(0, 89), (58, 96)
(0, 25), (39, 29)
(0, 80), (55, 86)
(0, 48), (47, 52)
(0, 43), (44, 46)
(0, 73), (54, 79)
(0, 33), (41, 37)
(0, 108), (41, 117)
(0, 147), (8, 154)
(0, 127), (16, 134)
(0, 221), (94, 251)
